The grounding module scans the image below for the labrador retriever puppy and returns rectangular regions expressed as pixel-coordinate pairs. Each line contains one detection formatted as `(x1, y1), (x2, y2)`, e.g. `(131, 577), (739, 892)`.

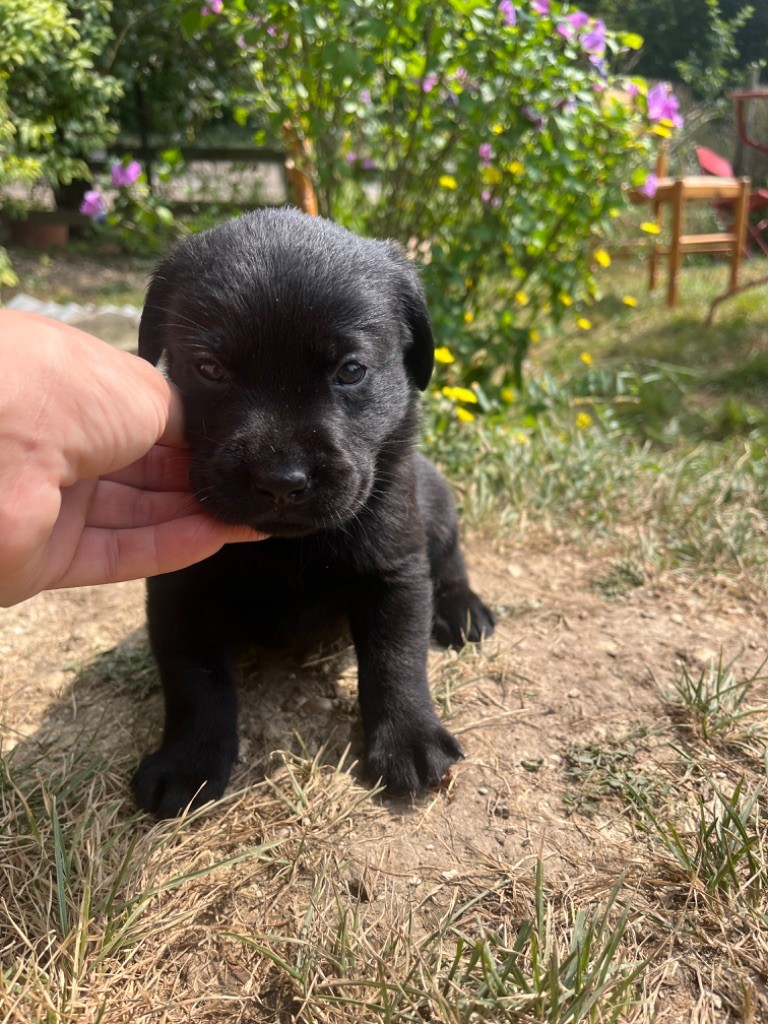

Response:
(133, 208), (494, 818)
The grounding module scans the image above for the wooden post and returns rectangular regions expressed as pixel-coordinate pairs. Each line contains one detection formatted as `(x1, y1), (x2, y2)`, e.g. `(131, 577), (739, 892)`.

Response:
(282, 122), (319, 216)
(733, 68), (761, 177)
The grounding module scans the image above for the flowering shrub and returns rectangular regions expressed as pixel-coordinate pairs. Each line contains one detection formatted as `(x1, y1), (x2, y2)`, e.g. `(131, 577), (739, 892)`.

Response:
(79, 157), (181, 253)
(189, 0), (679, 407)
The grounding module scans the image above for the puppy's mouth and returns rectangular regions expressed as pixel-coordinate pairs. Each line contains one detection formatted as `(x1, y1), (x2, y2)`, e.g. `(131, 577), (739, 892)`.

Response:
(193, 473), (373, 538)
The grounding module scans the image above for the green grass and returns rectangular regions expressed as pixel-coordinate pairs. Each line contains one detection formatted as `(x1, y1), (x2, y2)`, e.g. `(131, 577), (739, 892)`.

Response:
(429, 261), (768, 592)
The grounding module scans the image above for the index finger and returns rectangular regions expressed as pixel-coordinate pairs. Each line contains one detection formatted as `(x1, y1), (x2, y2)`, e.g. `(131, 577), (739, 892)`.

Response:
(103, 444), (193, 492)
(156, 381), (188, 449)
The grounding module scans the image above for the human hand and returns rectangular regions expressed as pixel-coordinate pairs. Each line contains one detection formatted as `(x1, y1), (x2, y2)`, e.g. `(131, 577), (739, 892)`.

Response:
(0, 311), (263, 606)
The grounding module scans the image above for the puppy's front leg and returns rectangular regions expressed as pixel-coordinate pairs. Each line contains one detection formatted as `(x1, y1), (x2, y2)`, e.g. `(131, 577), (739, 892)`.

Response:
(349, 560), (463, 794)
(132, 651), (238, 819)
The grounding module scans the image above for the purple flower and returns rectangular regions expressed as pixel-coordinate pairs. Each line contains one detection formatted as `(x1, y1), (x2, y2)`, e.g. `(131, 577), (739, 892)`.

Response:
(452, 67), (468, 83)
(80, 190), (107, 220)
(499, 0), (516, 25)
(110, 160), (141, 187)
(345, 152), (358, 165)
(200, 0), (222, 13)
(582, 18), (606, 55)
(267, 25), (277, 36)
(647, 82), (683, 127)
(523, 106), (545, 131)
(555, 97), (578, 114)
(360, 89), (372, 106)
(478, 143), (493, 165)
(640, 173), (658, 199)
(422, 72), (438, 93)
(481, 190), (492, 203)
(568, 10), (590, 29)
(626, 82), (640, 99)
(361, 157), (376, 170)
(532, 0), (550, 12)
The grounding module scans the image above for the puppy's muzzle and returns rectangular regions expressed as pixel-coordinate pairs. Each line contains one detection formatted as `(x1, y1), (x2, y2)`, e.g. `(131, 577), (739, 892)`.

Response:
(250, 463), (312, 507)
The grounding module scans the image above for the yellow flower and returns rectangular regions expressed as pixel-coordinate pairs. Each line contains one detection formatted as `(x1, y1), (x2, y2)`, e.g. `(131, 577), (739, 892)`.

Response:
(640, 222), (661, 234)
(501, 387), (516, 404)
(515, 290), (529, 306)
(622, 295), (638, 307)
(515, 431), (530, 445)
(442, 386), (478, 404)
(463, 310), (475, 324)
(577, 318), (592, 330)
(580, 352), (593, 365)
(491, 123), (504, 135)
(434, 346), (455, 364)
(529, 328), (540, 343)
(456, 407), (475, 423)
(481, 166), (503, 185)
(609, 207), (620, 218)
(576, 412), (593, 430)
(465, 277), (474, 288)
(559, 293), (573, 306)
(439, 175), (458, 190)
(506, 160), (524, 175)
(653, 124), (672, 139)
(594, 249), (611, 268)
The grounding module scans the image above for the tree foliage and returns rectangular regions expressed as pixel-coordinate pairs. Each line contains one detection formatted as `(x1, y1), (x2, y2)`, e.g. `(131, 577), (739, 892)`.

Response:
(1, 0), (121, 192)
(581, 0), (765, 87)
(196, 0), (662, 398)
(106, 0), (250, 143)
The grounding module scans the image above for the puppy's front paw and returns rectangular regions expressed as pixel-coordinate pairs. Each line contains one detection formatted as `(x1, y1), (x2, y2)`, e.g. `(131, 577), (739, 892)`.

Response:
(433, 585), (495, 649)
(132, 740), (235, 819)
(365, 715), (463, 795)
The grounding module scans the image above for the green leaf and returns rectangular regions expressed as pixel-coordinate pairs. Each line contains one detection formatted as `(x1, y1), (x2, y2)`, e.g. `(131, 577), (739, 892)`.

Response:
(180, 7), (203, 38)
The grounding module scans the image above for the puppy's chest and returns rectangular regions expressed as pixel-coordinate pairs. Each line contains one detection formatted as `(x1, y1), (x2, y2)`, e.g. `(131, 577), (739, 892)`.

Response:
(226, 539), (361, 600)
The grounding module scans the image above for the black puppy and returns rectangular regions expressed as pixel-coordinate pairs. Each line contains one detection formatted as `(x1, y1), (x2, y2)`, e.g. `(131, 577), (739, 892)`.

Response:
(133, 209), (494, 818)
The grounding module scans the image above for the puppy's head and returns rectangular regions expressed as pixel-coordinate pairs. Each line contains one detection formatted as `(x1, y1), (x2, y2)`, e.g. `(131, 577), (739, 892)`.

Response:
(140, 209), (434, 536)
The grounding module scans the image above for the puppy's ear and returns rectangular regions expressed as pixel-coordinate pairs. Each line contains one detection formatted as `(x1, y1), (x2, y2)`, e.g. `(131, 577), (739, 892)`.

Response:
(138, 270), (171, 366)
(389, 245), (434, 391)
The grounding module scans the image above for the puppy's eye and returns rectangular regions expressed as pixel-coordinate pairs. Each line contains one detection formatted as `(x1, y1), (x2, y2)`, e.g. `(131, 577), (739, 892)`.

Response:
(196, 360), (226, 382)
(336, 361), (366, 386)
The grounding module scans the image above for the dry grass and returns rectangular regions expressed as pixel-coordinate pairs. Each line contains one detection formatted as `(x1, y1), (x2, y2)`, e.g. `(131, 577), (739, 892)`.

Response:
(2, 257), (768, 1021)
(3, 639), (768, 1023)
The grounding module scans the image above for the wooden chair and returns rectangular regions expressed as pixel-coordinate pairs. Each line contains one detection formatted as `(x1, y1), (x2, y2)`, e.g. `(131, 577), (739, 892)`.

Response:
(696, 146), (768, 257)
(632, 148), (751, 307)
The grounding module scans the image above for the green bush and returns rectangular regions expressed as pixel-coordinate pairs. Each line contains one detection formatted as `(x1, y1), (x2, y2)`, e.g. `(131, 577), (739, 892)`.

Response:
(0, 0), (120, 196)
(191, 0), (670, 405)
(0, 0), (121, 282)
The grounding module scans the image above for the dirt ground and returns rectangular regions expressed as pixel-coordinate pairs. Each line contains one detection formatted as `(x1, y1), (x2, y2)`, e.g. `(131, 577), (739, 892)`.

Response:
(2, 533), (767, 1020)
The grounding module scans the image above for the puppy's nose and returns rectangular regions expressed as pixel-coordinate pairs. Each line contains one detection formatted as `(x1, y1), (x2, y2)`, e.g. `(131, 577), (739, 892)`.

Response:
(251, 465), (310, 504)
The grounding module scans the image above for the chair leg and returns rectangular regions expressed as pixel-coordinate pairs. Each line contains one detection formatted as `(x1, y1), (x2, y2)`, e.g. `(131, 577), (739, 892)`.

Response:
(668, 180), (684, 307)
(730, 180), (749, 291)
(749, 220), (768, 258)
(649, 195), (662, 292)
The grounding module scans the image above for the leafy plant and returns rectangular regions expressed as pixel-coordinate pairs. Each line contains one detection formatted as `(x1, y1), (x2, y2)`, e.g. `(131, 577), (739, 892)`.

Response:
(79, 153), (183, 253)
(187, 0), (671, 399)
(0, 0), (121, 198)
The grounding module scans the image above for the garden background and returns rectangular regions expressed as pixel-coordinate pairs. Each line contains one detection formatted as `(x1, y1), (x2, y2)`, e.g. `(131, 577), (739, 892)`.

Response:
(2, 1), (768, 1021)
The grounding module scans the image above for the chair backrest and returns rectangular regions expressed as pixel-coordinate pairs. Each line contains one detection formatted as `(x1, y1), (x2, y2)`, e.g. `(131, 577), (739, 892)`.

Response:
(696, 146), (734, 178)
